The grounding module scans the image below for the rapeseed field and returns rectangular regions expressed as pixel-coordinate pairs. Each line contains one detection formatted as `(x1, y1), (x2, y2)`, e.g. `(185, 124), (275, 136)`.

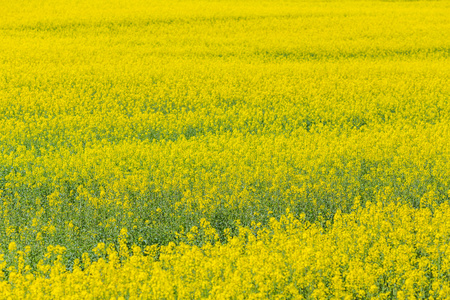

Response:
(0, 0), (449, 298)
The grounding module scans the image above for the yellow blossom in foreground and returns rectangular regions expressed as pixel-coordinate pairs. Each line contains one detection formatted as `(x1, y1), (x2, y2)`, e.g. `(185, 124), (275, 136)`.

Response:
(0, 202), (450, 298)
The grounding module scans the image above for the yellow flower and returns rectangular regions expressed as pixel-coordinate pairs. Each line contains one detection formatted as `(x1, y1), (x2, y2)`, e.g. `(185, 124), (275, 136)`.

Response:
(8, 242), (17, 252)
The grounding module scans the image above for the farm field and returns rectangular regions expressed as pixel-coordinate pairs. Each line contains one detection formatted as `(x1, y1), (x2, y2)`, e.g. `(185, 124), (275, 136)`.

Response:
(0, 0), (450, 298)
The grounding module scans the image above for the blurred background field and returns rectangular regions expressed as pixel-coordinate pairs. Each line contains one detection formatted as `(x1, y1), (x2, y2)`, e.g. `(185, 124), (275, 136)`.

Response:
(0, 0), (449, 298)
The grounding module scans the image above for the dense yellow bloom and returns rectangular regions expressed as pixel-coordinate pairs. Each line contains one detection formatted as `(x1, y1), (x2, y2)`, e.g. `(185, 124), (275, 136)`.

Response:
(2, 203), (450, 298)
(0, 0), (449, 297)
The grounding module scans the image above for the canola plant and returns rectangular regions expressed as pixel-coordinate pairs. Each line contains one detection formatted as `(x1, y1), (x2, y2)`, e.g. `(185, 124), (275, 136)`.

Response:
(0, 0), (449, 298)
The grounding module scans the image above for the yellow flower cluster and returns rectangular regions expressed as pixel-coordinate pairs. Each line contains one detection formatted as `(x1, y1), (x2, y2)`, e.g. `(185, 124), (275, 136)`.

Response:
(0, 0), (449, 297)
(2, 203), (450, 299)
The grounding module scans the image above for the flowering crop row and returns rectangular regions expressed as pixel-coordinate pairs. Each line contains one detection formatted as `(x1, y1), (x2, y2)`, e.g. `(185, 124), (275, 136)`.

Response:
(3, 202), (450, 299)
